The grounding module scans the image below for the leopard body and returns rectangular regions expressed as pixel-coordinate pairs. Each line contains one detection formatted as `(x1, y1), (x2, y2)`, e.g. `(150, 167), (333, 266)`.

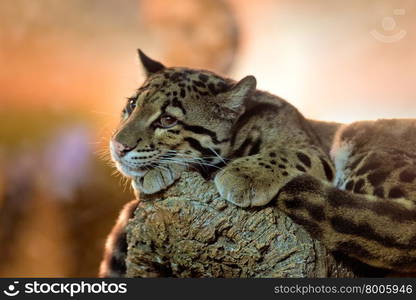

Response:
(99, 50), (416, 277)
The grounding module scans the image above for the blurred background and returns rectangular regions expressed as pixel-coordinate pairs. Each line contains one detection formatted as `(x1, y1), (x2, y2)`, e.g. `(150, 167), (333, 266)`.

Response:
(0, 0), (415, 277)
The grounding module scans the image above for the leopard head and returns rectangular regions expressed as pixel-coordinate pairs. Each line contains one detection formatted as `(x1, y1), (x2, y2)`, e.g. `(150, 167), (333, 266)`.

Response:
(110, 50), (256, 179)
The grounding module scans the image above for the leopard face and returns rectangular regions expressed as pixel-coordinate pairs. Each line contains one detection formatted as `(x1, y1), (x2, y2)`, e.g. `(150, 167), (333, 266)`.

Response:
(110, 50), (256, 180)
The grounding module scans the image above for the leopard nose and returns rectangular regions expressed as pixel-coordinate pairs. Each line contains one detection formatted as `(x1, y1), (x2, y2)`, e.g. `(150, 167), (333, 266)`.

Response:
(112, 140), (135, 157)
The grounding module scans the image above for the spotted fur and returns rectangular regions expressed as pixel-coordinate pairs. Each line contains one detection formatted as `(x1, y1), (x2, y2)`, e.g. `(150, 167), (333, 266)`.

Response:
(99, 200), (138, 278)
(101, 50), (416, 276)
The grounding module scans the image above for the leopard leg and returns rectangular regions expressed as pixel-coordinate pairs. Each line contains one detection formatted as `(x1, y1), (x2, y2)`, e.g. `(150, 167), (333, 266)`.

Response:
(99, 200), (139, 278)
(215, 146), (333, 207)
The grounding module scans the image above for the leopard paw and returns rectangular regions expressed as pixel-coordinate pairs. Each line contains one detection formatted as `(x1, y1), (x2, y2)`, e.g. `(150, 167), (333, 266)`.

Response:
(214, 164), (278, 207)
(132, 164), (185, 194)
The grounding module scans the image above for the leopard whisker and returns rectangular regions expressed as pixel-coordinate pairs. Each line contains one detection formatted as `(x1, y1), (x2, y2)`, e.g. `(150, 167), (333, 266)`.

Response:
(158, 159), (190, 168)
(160, 157), (222, 170)
(207, 146), (227, 165)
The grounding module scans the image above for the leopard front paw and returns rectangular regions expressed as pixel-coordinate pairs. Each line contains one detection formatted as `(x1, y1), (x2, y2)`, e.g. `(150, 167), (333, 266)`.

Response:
(132, 164), (186, 194)
(214, 165), (277, 208)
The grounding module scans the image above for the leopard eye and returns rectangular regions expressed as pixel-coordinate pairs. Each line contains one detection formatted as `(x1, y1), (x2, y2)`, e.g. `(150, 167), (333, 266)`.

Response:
(158, 115), (177, 128)
(125, 97), (137, 115)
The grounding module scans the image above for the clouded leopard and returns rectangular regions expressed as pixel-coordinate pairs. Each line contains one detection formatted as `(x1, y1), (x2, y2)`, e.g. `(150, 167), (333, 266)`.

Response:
(99, 50), (416, 277)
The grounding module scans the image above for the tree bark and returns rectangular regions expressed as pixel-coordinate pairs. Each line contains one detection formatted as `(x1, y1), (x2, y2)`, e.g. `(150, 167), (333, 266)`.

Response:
(124, 170), (362, 278)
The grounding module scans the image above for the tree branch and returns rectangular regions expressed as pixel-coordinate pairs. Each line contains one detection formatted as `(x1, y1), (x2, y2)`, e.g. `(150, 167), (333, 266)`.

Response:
(125, 171), (357, 277)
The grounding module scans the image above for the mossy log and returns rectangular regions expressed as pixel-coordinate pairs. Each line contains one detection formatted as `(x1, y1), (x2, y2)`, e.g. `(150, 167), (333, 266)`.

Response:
(125, 171), (357, 277)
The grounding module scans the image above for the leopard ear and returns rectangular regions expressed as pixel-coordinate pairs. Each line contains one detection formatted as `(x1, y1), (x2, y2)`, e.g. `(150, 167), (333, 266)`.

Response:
(137, 49), (165, 76)
(220, 75), (256, 111)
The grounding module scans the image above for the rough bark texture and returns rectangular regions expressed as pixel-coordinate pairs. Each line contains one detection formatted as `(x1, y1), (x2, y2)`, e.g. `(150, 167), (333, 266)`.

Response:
(125, 171), (359, 278)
